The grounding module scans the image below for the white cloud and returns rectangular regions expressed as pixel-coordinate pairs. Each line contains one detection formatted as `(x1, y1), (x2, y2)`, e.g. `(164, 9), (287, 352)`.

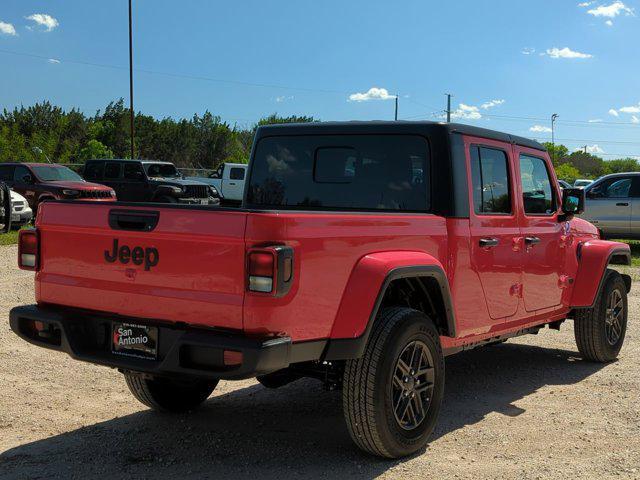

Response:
(619, 103), (640, 114)
(609, 108), (619, 117)
(25, 13), (59, 32)
(529, 125), (552, 133)
(48, 58), (61, 64)
(587, 1), (634, 17)
(605, 19), (614, 26)
(480, 99), (505, 110)
(546, 47), (593, 59)
(450, 103), (482, 120)
(588, 119), (603, 123)
(274, 95), (293, 103)
(575, 144), (605, 154)
(348, 87), (396, 102)
(578, 1), (595, 7)
(0, 21), (16, 36)
(521, 47), (536, 55)
(632, 115), (640, 124)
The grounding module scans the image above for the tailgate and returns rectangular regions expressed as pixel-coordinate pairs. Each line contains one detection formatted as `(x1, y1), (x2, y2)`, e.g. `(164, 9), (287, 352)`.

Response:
(36, 202), (248, 331)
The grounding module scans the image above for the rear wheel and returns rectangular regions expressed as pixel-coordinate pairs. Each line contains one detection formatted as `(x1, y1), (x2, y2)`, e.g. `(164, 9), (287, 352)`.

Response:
(342, 307), (445, 458)
(574, 269), (628, 362)
(124, 373), (218, 413)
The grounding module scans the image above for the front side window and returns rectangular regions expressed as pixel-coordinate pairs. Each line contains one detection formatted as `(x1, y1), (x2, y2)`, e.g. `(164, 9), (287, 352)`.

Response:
(470, 146), (511, 214)
(13, 166), (32, 183)
(229, 167), (245, 180)
(519, 154), (556, 215)
(144, 163), (180, 178)
(247, 135), (430, 212)
(124, 162), (145, 180)
(589, 177), (633, 198)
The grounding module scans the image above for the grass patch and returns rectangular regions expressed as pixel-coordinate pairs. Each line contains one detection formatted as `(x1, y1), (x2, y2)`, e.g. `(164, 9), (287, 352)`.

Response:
(0, 228), (20, 246)
(620, 240), (640, 267)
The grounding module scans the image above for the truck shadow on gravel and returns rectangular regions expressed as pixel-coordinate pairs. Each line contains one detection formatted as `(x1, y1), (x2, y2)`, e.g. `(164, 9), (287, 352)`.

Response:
(0, 342), (605, 479)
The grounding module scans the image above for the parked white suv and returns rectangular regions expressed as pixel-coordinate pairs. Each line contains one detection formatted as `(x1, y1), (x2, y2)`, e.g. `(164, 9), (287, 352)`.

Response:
(10, 190), (33, 228)
(186, 163), (247, 204)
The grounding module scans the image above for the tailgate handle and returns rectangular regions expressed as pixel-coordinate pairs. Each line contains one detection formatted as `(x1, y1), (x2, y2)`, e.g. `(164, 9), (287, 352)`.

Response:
(109, 209), (159, 232)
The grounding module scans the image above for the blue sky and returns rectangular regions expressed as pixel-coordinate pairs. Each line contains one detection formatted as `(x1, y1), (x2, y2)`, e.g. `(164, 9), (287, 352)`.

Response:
(1, 0), (639, 158)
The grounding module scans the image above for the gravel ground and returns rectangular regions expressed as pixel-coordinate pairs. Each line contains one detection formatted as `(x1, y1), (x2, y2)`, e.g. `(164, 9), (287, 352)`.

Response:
(0, 244), (639, 480)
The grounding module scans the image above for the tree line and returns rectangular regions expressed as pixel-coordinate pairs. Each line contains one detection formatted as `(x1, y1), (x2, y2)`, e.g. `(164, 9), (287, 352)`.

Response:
(0, 99), (314, 169)
(0, 100), (638, 181)
(543, 143), (639, 183)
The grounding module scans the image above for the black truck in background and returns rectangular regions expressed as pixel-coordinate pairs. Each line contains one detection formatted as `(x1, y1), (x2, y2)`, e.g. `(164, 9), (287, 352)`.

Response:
(84, 159), (221, 205)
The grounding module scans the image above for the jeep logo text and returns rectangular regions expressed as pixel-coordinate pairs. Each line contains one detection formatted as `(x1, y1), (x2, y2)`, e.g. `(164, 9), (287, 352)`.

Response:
(104, 239), (159, 271)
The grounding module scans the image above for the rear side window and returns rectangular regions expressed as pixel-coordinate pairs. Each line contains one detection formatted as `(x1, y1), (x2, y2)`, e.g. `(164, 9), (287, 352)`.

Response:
(470, 146), (511, 214)
(229, 167), (245, 180)
(0, 165), (14, 182)
(247, 135), (430, 212)
(84, 162), (104, 181)
(104, 162), (122, 180)
(519, 154), (556, 215)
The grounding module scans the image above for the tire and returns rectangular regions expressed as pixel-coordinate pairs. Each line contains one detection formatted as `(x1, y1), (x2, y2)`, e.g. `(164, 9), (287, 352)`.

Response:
(124, 373), (218, 413)
(343, 307), (445, 458)
(574, 269), (628, 362)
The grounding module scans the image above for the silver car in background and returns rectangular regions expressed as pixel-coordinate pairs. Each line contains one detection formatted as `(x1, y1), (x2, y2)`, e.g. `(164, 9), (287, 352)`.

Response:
(580, 172), (640, 239)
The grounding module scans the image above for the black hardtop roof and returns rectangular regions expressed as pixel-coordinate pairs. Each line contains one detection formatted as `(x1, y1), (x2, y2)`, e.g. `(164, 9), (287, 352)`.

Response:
(255, 120), (546, 152)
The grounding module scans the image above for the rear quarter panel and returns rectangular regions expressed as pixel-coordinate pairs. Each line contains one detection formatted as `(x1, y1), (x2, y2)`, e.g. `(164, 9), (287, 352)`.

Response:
(243, 212), (448, 341)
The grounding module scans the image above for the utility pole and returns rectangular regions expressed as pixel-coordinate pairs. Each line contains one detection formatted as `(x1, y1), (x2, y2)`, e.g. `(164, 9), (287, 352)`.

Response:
(551, 113), (558, 163)
(394, 94), (398, 121)
(445, 93), (452, 122)
(583, 145), (588, 154)
(128, 0), (135, 160)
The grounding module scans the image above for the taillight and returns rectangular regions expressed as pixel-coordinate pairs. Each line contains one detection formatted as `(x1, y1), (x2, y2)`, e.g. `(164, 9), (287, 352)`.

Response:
(18, 229), (39, 270)
(247, 246), (294, 297)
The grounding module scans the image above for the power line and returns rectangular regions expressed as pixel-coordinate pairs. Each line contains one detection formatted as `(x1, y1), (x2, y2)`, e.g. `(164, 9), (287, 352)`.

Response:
(0, 48), (352, 96)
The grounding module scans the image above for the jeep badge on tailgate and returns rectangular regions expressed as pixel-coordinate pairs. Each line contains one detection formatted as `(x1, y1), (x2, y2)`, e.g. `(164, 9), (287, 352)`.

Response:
(104, 239), (159, 271)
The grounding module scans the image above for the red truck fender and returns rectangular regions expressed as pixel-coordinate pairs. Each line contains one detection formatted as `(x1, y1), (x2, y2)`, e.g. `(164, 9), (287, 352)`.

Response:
(570, 240), (631, 308)
(323, 251), (456, 361)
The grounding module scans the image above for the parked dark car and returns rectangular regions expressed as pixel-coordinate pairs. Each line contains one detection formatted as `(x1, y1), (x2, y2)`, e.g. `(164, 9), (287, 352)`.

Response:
(83, 159), (220, 205)
(0, 163), (116, 213)
(0, 182), (11, 233)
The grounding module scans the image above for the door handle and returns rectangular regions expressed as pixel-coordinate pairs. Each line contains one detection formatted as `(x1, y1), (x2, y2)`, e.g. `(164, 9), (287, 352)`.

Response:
(616, 202), (629, 206)
(228, 182), (236, 186)
(479, 237), (499, 247)
(524, 236), (541, 246)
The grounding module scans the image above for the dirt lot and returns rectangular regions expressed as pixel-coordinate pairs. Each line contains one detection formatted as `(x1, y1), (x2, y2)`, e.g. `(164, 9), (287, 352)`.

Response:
(0, 244), (639, 480)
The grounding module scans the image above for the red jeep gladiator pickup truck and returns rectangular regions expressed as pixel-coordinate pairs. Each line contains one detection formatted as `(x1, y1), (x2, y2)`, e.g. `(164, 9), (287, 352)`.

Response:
(10, 122), (631, 458)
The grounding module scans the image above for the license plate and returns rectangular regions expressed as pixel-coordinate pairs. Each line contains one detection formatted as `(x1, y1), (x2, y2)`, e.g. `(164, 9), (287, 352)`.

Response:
(11, 214), (19, 222)
(112, 322), (158, 360)
(200, 198), (209, 205)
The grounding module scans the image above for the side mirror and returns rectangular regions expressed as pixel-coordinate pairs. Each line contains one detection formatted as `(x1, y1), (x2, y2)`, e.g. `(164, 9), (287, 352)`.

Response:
(1, 182), (11, 233)
(561, 188), (585, 217)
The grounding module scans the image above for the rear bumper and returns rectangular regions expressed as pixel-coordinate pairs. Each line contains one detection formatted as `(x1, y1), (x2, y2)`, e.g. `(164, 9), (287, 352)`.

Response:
(9, 304), (301, 380)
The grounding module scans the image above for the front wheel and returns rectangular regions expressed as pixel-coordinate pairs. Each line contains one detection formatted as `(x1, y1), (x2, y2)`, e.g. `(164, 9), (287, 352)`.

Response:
(342, 307), (445, 458)
(124, 373), (218, 413)
(574, 269), (628, 362)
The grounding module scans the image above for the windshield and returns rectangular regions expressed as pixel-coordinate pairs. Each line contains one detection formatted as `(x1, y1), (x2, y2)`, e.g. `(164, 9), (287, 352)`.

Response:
(144, 163), (180, 178)
(31, 165), (84, 182)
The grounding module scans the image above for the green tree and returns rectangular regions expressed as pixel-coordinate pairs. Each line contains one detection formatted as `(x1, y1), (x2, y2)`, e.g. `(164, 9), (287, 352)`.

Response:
(78, 139), (114, 161)
(542, 142), (569, 166)
(554, 163), (581, 183)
